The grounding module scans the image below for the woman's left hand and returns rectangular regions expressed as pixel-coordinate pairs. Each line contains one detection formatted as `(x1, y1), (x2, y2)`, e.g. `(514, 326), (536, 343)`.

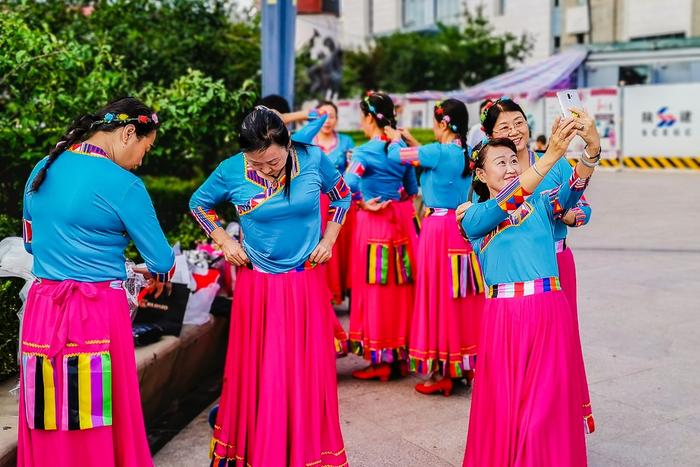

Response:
(570, 107), (601, 153)
(309, 238), (333, 264)
(133, 267), (171, 299)
(561, 209), (577, 226)
(455, 201), (473, 223)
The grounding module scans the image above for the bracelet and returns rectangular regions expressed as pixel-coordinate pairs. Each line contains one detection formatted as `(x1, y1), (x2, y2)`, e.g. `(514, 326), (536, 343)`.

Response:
(583, 145), (601, 162)
(579, 155), (600, 168)
(532, 162), (545, 178)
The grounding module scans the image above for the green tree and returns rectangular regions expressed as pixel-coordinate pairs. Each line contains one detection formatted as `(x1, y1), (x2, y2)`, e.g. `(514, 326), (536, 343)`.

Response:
(0, 9), (132, 215)
(339, 8), (532, 96)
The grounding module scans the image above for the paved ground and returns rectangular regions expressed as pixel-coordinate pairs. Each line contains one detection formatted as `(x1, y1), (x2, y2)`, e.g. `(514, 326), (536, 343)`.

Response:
(154, 171), (700, 467)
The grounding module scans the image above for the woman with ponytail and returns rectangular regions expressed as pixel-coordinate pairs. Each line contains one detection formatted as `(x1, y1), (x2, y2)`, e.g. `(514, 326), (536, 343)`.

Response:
(385, 98), (482, 396)
(19, 97), (174, 466)
(189, 106), (349, 466)
(459, 113), (599, 465)
(344, 91), (419, 382)
(475, 97), (596, 434)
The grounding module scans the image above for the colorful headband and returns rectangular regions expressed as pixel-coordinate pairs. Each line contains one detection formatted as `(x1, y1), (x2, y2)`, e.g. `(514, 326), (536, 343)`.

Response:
(92, 112), (158, 128)
(479, 96), (514, 124)
(434, 101), (444, 116)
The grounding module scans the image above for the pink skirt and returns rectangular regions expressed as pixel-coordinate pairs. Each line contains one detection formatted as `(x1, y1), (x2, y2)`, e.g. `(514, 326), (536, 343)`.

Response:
(18, 279), (152, 467)
(408, 210), (484, 377)
(349, 201), (418, 363)
(463, 290), (587, 467)
(210, 267), (347, 467)
(320, 197), (357, 304)
(557, 244), (595, 433)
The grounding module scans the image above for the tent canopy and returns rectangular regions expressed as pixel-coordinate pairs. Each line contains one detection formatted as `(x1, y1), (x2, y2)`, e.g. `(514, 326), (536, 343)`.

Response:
(404, 48), (588, 103)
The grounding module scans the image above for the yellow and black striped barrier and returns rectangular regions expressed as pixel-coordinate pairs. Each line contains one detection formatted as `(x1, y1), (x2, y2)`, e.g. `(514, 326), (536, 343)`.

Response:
(567, 157), (700, 170)
(567, 158), (621, 168)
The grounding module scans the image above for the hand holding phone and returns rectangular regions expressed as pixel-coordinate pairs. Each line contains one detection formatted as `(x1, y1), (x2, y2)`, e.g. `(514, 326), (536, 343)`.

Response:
(556, 90), (584, 119)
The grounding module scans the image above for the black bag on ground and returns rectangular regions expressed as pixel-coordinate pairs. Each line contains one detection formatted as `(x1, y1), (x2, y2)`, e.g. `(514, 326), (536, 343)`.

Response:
(133, 283), (190, 336)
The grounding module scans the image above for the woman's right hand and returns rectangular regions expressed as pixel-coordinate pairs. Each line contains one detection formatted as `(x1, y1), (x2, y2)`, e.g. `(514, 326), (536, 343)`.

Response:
(360, 196), (392, 212)
(384, 127), (402, 142)
(546, 116), (578, 159)
(219, 237), (249, 266)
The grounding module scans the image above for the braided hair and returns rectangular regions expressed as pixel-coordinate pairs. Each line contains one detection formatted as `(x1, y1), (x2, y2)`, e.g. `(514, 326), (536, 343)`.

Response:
(31, 97), (159, 192)
(434, 98), (471, 177)
(359, 91), (397, 153)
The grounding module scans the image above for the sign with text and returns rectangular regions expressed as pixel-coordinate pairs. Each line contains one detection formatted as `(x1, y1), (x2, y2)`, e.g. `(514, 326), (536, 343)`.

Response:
(622, 83), (700, 157)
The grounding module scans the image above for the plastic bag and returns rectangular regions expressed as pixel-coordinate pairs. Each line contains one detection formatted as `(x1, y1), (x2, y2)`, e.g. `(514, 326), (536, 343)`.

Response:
(182, 282), (219, 325)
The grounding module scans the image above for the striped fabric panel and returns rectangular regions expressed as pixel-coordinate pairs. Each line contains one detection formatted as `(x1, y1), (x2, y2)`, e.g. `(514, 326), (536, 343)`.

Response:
(424, 208), (450, 217)
(328, 206), (349, 225)
(487, 277), (561, 298)
(326, 177), (350, 201)
(63, 353), (113, 430)
(366, 242), (389, 285)
(190, 207), (222, 236)
(495, 177), (530, 213)
(469, 252), (485, 294)
(568, 168), (590, 192)
(548, 186), (564, 217)
(449, 253), (469, 298)
(153, 263), (176, 283)
(394, 242), (413, 285)
(22, 218), (32, 244)
(21, 354), (57, 430)
(449, 250), (484, 297)
(347, 160), (365, 177)
(398, 147), (421, 167)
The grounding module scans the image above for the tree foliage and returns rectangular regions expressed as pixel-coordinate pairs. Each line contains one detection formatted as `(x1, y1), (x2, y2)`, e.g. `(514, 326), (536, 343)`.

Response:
(0, 1), (259, 218)
(340, 9), (533, 96)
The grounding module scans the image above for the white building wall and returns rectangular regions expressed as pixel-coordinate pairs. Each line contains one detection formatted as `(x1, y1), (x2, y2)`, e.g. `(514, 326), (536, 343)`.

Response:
(623, 0), (693, 40)
(464, 0), (554, 66)
(369, 0), (402, 35)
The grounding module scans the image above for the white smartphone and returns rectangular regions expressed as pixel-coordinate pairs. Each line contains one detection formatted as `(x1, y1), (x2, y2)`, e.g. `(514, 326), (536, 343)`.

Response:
(556, 90), (584, 118)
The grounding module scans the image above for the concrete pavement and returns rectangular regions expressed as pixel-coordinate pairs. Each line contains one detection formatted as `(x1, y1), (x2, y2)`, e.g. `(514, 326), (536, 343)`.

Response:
(154, 171), (700, 466)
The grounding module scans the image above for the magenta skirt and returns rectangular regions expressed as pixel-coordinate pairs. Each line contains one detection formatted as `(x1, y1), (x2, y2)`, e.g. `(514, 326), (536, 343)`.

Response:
(349, 201), (418, 363)
(463, 289), (587, 467)
(557, 243), (595, 433)
(210, 267), (347, 467)
(408, 210), (484, 377)
(18, 279), (152, 467)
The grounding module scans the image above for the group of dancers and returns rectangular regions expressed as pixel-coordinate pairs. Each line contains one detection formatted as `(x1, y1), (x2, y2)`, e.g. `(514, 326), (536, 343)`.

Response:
(18, 90), (601, 466)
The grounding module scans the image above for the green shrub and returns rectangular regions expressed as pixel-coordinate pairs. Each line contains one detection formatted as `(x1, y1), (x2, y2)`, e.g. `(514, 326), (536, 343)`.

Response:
(344, 129), (437, 146)
(0, 279), (23, 381)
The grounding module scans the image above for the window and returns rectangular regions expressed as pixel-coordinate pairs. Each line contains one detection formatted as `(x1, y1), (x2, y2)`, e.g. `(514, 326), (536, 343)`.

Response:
(322, 0), (340, 15)
(554, 0), (559, 6)
(402, 0), (432, 29)
(630, 32), (686, 41)
(576, 33), (585, 44)
(496, 0), (506, 16)
(436, 0), (462, 24)
(619, 65), (650, 86)
(554, 35), (561, 51)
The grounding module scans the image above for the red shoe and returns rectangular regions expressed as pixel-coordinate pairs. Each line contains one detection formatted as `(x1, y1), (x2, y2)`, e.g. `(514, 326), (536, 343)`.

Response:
(415, 377), (453, 396)
(352, 364), (391, 382)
